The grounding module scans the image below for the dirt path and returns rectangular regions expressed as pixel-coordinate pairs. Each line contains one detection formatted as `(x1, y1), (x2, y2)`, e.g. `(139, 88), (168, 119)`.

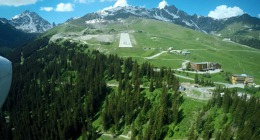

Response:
(174, 74), (194, 80)
(107, 83), (149, 89)
(174, 74), (244, 89)
(101, 133), (130, 139)
(145, 51), (167, 59)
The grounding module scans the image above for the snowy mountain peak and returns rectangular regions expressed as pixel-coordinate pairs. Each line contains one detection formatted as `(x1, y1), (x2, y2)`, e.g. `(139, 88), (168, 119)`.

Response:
(99, 6), (148, 17)
(83, 5), (195, 30)
(10, 10), (53, 33)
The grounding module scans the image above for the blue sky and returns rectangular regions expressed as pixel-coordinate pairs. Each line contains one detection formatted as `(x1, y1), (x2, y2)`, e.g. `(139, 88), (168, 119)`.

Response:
(0, 0), (259, 24)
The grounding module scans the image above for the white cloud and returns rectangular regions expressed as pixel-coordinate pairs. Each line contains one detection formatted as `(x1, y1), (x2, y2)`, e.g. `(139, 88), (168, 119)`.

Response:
(100, 0), (116, 2)
(208, 5), (244, 19)
(258, 14), (260, 18)
(0, 0), (37, 7)
(55, 3), (74, 12)
(74, 0), (95, 3)
(114, 0), (128, 7)
(102, 0), (128, 10)
(40, 7), (53, 12)
(158, 0), (168, 9)
(75, 0), (87, 3)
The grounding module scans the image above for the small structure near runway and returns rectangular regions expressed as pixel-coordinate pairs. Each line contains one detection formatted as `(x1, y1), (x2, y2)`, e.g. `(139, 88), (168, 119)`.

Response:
(231, 74), (254, 85)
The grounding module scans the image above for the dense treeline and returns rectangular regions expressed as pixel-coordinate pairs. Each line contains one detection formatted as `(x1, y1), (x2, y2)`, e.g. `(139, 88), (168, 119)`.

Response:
(7, 36), (50, 63)
(102, 61), (182, 139)
(0, 39), (182, 140)
(1, 42), (109, 140)
(189, 87), (260, 140)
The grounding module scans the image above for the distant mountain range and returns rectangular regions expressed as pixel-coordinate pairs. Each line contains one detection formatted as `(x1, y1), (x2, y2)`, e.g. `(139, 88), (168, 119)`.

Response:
(75, 5), (259, 33)
(71, 5), (260, 49)
(1, 5), (260, 50)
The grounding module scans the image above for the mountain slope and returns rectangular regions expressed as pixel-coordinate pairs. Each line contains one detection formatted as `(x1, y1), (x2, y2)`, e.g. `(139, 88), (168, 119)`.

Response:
(0, 10), (52, 56)
(68, 5), (260, 49)
(0, 20), (36, 50)
(46, 15), (260, 83)
(10, 10), (53, 33)
(216, 14), (260, 49)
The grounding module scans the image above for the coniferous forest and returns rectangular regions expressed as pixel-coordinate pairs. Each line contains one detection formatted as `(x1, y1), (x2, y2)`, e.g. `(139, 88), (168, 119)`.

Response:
(0, 37), (259, 140)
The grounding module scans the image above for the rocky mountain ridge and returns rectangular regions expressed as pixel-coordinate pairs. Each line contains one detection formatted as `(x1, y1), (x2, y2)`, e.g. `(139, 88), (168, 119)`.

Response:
(72, 5), (260, 49)
(79, 5), (260, 34)
(0, 10), (53, 33)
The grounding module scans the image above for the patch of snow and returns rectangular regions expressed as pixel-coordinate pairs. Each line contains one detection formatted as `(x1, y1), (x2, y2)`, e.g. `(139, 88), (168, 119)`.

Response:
(223, 38), (231, 41)
(190, 20), (207, 33)
(176, 10), (180, 15)
(182, 20), (192, 27)
(98, 10), (108, 16)
(12, 15), (21, 20)
(243, 25), (251, 28)
(153, 11), (171, 22)
(190, 20), (199, 28)
(202, 30), (207, 34)
(164, 9), (179, 19)
(210, 31), (221, 36)
(72, 17), (80, 20)
(103, 6), (123, 13)
(125, 6), (143, 16)
(85, 19), (105, 24)
(0, 19), (6, 24)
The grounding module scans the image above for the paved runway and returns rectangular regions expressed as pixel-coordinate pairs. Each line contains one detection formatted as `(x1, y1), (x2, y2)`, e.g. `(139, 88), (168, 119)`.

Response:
(119, 33), (133, 48)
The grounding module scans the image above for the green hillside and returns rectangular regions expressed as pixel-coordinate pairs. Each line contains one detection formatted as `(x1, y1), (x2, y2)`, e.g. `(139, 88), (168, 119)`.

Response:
(218, 22), (260, 49)
(0, 22), (36, 56)
(46, 17), (260, 84)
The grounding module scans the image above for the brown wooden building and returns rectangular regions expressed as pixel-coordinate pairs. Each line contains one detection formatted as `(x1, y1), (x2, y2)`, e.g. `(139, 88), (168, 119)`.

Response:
(190, 62), (221, 71)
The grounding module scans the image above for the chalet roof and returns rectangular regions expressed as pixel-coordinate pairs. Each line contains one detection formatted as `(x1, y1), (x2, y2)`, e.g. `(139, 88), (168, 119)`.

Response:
(191, 62), (209, 64)
(191, 62), (220, 65)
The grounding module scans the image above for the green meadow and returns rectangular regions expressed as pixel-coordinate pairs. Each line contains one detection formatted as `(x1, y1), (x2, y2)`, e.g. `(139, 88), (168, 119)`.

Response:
(48, 17), (260, 83)
(100, 18), (259, 83)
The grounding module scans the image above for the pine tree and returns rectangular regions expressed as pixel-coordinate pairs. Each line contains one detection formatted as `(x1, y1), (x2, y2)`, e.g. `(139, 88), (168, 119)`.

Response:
(149, 79), (154, 92)
(188, 125), (198, 140)
(222, 90), (232, 113)
(194, 73), (199, 84)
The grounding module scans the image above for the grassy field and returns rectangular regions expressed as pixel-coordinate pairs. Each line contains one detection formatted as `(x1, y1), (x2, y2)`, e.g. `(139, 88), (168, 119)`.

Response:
(102, 18), (260, 83)
(47, 17), (260, 84)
